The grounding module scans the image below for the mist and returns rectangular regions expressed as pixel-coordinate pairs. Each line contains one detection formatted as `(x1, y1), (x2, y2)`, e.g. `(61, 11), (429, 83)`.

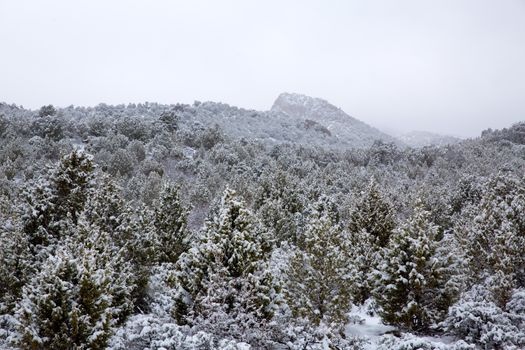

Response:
(1, 0), (524, 137)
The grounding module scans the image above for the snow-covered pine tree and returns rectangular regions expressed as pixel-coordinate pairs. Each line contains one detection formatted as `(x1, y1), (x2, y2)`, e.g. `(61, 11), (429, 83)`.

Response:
(455, 174), (525, 307)
(111, 203), (156, 313)
(15, 226), (134, 350)
(257, 198), (303, 246)
(286, 195), (353, 334)
(374, 200), (453, 331)
(19, 177), (58, 256)
(348, 229), (376, 305)
(16, 249), (78, 350)
(61, 172), (150, 316)
(0, 213), (32, 313)
(171, 187), (279, 345)
(71, 215), (136, 323)
(450, 174), (483, 215)
(50, 149), (95, 224)
(254, 170), (305, 245)
(21, 149), (95, 256)
(348, 179), (396, 304)
(349, 178), (396, 248)
(150, 182), (191, 264)
(84, 174), (126, 234)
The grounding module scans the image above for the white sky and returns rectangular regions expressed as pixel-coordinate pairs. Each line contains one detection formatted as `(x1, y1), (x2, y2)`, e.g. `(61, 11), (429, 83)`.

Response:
(1, 0), (524, 137)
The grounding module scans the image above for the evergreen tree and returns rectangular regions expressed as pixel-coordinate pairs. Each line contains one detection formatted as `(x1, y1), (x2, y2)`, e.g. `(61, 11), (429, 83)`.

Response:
(348, 179), (396, 304)
(285, 196), (353, 333)
(348, 229), (376, 305)
(38, 105), (56, 118)
(15, 228), (134, 350)
(254, 170), (305, 245)
(0, 216), (32, 313)
(349, 178), (396, 248)
(442, 284), (525, 349)
(112, 203), (156, 313)
(70, 173), (144, 316)
(374, 201), (454, 331)
(150, 182), (191, 264)
(455, 174), (525, 306)
(21, 149), (95, 255)
(47, 149), (95, 225)
(82, 176), (149, 313)
(171, 188), (279, 344)
(84, 174), (125, 234)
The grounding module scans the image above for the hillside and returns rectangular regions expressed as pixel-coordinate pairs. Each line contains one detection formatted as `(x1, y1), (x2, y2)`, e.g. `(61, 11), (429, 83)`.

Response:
(271, 92), (401, 148)
(174, 93), (404, 149)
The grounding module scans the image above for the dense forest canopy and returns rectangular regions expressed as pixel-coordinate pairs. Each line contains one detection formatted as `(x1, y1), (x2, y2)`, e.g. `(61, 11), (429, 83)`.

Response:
(1, 100), (525, 349)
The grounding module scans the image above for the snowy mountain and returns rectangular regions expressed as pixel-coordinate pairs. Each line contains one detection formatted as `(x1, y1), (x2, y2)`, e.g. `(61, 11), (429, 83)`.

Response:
(398, 130), (462, 148)
(185, 101), (340, 147)
(271, 93), (400, 148)
(178, 93), (404, 149)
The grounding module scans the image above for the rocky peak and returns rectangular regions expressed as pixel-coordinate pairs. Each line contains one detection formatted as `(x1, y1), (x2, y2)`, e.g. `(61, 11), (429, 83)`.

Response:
(271, 92), (400, 147)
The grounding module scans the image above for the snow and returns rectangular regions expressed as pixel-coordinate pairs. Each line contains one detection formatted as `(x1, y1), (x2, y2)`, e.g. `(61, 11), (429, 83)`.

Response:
(182, 147), (196, 159)
(346, 305), (396, 338)
(345, 302), (470, 350)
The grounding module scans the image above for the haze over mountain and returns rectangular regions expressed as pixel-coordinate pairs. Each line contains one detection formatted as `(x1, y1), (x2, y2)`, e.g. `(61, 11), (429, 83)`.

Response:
(398, 131), (461, 148)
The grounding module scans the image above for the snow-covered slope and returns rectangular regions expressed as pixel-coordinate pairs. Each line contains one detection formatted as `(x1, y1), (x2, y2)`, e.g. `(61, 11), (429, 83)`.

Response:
(272, 92), (401, 148)
(185, 101), (344, 148)
(185, 93), (404, 149)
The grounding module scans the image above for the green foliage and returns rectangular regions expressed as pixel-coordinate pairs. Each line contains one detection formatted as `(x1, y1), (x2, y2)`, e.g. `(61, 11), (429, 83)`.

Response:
(16, 238), (132, 350)
(159, 108), (182, 132)
(13, 158), (137, 349)
(348, 229), (377, 305)
(84, 175), (126, 233)
(254, 170), (305, 245)
(201, 124), (224, 150)
(286, 196), (353, 332)
(37, 105), (56, 118)
(109, 149), (135, 177)
(151, 183), (191, 264)
(455, 174), (525, 306)
(171, 188), (279, 340)
(374, 201), (455, 331)
(22, 149), (95, 253)
(53, 150), (95, 222)
(112, 204), (156, 313)
(348, 179), (396, 304)
(31, 116), (65, 141)
(349, 179), (396, 248)
(0, 218), (32, 312)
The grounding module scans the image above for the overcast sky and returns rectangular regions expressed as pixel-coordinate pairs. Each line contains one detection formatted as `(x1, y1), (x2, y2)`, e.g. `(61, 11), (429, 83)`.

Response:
(1, 0), (524, 137)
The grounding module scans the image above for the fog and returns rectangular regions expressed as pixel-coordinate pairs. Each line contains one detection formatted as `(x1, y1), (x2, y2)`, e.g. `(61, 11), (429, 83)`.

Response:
(1, 0), (524, 137)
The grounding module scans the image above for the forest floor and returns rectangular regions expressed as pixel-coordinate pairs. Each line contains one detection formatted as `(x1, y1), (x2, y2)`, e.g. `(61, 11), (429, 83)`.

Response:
(346, 302), (460, 349)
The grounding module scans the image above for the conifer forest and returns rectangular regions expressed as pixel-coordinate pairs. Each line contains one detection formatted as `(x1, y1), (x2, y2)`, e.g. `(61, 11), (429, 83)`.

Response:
(0, 98), (524, 350)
